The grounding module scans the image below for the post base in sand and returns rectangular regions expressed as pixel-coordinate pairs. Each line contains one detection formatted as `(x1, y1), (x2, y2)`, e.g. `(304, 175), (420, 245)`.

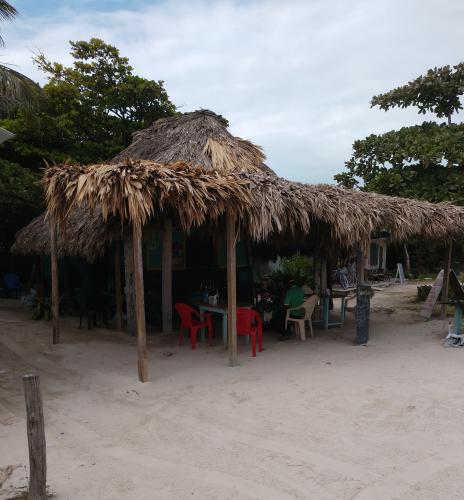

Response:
(138, 357), (148, 382)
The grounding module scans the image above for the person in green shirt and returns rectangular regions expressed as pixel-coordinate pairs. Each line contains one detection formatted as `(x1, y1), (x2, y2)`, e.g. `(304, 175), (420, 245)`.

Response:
(284, 280), (305, 318)
(278, 279), (305, 341)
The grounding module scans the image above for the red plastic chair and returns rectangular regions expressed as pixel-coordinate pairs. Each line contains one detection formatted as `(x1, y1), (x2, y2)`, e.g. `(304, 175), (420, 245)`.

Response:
(236, 308), (263, 357)
(175, 303), (213, 350)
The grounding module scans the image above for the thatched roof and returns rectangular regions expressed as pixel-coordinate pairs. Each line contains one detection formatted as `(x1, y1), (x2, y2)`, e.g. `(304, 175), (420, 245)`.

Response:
(11, 206), (120, 259)
(31, 160), (464, 261)
(111, 110), (274, 175)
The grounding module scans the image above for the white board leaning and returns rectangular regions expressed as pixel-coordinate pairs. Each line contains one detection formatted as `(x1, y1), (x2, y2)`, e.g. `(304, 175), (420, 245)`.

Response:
(421, 269), (444, 319)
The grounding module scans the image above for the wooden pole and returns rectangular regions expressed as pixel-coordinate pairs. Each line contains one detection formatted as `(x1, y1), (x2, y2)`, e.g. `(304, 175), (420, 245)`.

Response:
(226, 211), (238, 367)
(356, 247), (370, 344)
(402, 243), (411, 274)
(162, 218), (173, 334)
(114, 242), (123, 331)
(356, 247), (365, 286)
(123, 231), (136, 337)
(23, 374), (46, 500)
(50, 223), (60, 344)
(320, 257), (328, 293)
(132, 225), (148, 382)
(441, 240), (453, 320)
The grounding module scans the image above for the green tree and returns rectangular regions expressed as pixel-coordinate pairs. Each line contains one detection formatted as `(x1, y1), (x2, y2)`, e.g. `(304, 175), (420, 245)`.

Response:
(371, 64), (464, 125)
(335, 63), (464, 274)
(1, 38), (177, 168)
(0, 38), (177, 275)
(335, 63), (464, 203)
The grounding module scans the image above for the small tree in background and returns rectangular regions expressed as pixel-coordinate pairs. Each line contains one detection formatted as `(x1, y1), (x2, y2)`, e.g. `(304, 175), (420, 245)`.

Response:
(335, 63), (464, 198)
(335, 63), (464, 273)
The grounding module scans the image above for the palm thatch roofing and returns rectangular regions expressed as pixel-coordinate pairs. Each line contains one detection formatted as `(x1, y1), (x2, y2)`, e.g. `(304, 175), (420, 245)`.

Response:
(11, 206), (120, 259)
(35, 159), (464, 261)
(11, 109), (464, 260)
(111, 109), (274, 175)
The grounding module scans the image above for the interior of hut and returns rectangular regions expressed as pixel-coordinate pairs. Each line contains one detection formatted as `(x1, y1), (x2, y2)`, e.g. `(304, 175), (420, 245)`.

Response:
(11, 201), (363, 343)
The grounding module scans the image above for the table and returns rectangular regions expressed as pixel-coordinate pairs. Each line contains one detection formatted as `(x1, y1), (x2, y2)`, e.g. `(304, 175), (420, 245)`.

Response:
(198, 303), (252, 346)
(313, 288), (356, 330)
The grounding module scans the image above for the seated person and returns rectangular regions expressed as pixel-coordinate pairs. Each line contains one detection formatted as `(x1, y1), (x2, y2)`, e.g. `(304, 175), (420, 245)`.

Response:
(280, 280), (304, 340)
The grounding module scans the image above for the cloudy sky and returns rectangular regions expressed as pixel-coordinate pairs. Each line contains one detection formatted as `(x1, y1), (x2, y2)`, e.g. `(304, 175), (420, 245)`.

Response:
(2, 0), (463, 182)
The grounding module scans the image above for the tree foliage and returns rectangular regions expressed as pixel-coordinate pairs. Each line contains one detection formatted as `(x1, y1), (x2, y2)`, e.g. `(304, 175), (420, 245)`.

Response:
(1, 38), (177, 168)
(0, 38), (177, 270)
(335, 63), (464, 205)
(335, 63), (464, 273)
(0, 1), (42, 114)
(371, 63), (464, 122)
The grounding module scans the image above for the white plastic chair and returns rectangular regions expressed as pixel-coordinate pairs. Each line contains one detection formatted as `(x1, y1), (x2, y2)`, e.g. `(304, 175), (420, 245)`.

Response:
(285, 294), (319, 341)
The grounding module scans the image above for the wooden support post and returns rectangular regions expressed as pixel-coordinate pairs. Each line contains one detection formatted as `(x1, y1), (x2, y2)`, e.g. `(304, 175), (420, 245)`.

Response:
(356, 248), (365, 286)
(441, 240), (453, 320)
(123, 231), (136, 337)
(162, 218), (173, 334)
(313, 245), (320, 293)
(227, 211), (238, 367)
(23, 374), (47, 500)
(132, 226), (148, 382)
(50, 223), (60, 344)
(382, 243), (388, 271)
(356, 247), (370, 344)
(320, 257), (328, 293)
(114, 242), (123, 331)
(320, 256), (328, 330)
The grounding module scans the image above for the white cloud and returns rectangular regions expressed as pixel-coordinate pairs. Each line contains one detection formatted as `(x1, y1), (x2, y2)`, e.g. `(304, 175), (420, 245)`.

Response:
(3, 0), (464, 182)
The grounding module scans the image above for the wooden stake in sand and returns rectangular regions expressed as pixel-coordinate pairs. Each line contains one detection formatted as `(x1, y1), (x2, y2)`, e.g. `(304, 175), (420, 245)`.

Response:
(23, 374), (47, 500)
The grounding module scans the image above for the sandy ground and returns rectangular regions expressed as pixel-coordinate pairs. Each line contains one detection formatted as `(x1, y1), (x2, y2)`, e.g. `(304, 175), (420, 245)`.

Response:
(1, 283), (464, 500)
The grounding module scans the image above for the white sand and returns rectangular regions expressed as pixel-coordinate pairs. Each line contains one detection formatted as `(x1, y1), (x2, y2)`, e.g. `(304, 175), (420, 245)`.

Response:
(1, 283), (464, 499)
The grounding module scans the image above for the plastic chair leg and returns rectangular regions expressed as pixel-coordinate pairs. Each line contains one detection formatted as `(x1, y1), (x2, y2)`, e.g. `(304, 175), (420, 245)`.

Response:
(309, 320), (314, 338)
(207, 318), (213, 346)
(299, 321), (305, 341)
(191, 328), (198, 350)
(251, 333), (256, 357)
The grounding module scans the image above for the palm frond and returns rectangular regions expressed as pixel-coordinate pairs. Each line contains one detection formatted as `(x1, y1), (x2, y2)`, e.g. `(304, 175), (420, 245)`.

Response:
(0, 1), (17, 20)
(0, 63), (42, 113)
(0, 1), (17, 46)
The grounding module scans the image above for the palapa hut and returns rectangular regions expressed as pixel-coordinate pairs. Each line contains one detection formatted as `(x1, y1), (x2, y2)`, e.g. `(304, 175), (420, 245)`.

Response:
(12, 110), (464, 382)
